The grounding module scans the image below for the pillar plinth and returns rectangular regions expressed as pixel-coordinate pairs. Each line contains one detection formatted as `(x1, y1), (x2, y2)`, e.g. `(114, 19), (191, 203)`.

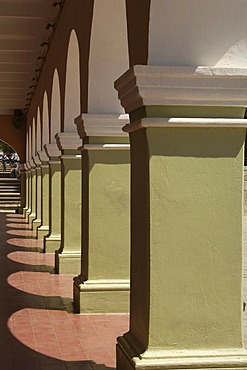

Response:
(44, 144), (61, 253)
(114, 66), (247, 370)
(73, 114), (130, 314)
(36, 150), (49, 239)
(54, 132), (82, 275)
(31, 156), (42, 231)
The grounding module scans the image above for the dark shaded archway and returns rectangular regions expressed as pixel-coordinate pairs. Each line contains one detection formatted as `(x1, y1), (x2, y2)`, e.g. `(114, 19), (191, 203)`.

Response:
(0, 115), (25, 163)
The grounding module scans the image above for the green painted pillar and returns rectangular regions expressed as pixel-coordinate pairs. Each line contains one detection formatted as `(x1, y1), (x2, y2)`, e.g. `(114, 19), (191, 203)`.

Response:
(19, 164), (26, 213)
(73, 114), (130, 314)
(36, 151), (50, 239)
(28, 159), (37, 225)
(44, 144), (62, 253)
(54, 133), (82, 275)
(23, 163), (31, 219)
(31, 156), (42, 231)
(114, 66), (247, 370)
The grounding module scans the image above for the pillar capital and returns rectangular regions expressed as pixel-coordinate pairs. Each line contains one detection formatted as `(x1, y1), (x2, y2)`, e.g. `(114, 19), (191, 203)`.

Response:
(115, 65), (247, 119)
(75, 113), (129, 138)
(44, 143), (61, 161)
(29, 158), (36, 169)
(24, 162), (31, 170)
(75, 113), (130, 152)
(55, 132), (82, 152)
(37, 150), (49, 164)
(32, 155), (41, 167)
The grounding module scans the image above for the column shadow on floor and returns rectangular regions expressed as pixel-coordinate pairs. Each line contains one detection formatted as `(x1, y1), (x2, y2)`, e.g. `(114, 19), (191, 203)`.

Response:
(0, 213), (117, 370)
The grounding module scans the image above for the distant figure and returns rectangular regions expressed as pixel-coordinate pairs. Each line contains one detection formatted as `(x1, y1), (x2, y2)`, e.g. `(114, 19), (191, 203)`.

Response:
(9, 162), (20, 178)
(2, 154), (7, 172)
(15, 162), (20, 178)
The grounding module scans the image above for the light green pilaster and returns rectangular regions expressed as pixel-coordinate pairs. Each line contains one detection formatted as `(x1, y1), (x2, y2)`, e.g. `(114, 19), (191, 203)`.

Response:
(23, 163), (31, 219)
(44, 144), (61, 253)
(28, 159), (37, 225)
(115, 66), (247, 370)
(73, 114), (130, 314)
(19, 164), (26, 213)
(32, 156), (42, 231)
(37, 151), (49, 239)
(55, 133), (82, 275)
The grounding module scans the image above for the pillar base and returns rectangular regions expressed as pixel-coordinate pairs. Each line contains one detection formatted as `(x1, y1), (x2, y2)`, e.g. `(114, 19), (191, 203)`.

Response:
(117, 337), (247, 370)
(22, 206), (28, 216)
(44, 235), (61, 253)
(24, 208), (31, 220)
(28, 213), (36, 224)
(73, 276), (130, 314)
(32, 218), (41, 231)
(55, 251), (81, 275)
(36, 225), (49, 239)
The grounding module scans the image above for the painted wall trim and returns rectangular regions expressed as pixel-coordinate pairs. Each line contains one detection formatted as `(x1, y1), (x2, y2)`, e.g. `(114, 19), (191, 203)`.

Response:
(123, 117), (247, 133)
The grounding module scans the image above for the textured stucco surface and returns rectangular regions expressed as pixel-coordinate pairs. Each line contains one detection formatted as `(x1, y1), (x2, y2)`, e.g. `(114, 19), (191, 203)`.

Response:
(129, 126), (245, 350)
(82, 149), (130, 281)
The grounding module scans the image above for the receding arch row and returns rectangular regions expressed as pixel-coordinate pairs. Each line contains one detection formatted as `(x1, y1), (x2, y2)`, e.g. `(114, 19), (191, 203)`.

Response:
(27, 0), (129, 160)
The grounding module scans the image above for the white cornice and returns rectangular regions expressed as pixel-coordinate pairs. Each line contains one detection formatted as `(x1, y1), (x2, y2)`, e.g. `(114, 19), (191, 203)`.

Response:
(75, 113), (129, 138)
(44, 143), (61, 158)
(32, 155), (41, 166)
(55, 132), (82, 151)
(123, 117), (247, 133)
(24, 163), (30, 170)
(81, 143), (130, 151)
(29, 159), (35, 168)
(37, 150), (49, 163)
(115, 65), (247, 113)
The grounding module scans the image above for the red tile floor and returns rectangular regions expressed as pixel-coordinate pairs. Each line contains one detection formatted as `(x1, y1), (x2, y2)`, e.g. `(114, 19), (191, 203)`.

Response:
(0, 212), (129, 370)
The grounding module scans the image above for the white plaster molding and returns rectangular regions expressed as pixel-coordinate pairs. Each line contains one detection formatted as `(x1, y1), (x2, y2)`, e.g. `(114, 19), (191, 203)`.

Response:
(75, 113), (129, 138)
(29, 159), (35, 169)
(44, 143), (61, 159)
(60, 154), (82, 160)
(37, 150), (49, 163)
(115, 65), (247, 113)
(33, 155), (41, 166)
(77, 279), (130, 292)
(55, 132), (82, 151)
(118, 334), (247, 370)
(123, 118), (247, 133)
(24, 163), (30, 170)
(81, 144), (130, 151)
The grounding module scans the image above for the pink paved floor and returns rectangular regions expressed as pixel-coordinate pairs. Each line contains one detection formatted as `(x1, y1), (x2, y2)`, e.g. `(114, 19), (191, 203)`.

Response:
(0, 213), (129, 370)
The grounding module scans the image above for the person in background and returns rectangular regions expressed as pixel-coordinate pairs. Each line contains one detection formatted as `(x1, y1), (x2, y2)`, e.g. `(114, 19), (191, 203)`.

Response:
(9, 161), (20, 178)
(2, 154), (7, 172)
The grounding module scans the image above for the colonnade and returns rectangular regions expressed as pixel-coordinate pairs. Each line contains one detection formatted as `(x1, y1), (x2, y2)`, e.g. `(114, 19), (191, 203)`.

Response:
(21, 1), (247, 369)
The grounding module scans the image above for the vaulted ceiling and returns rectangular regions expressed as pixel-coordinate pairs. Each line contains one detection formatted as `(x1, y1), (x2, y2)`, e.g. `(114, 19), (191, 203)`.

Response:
(0, 0), (60, 115)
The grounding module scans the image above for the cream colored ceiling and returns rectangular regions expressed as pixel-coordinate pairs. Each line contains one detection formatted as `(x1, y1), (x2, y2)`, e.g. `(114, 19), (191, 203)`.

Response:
(0, 0), (59, 115)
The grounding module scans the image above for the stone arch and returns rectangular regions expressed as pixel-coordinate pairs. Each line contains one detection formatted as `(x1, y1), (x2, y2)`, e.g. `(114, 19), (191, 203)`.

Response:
(51, 69), (61, 143)
(42, 92), (49, 148)
(28, 123), (32, 161)
(88, 0), (129, 113)
(125, 1), (247, 67)
(26, 129), (29, 163)
(64, 30), (80, 131)
(36, 107), (42, 154)
(32, 117), (36, 158)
